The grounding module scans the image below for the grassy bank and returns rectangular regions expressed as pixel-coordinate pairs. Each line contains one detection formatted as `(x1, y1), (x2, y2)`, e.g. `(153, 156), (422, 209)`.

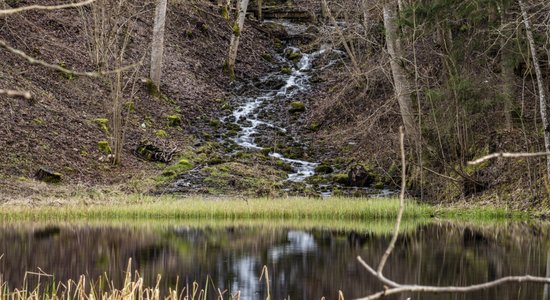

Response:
(0, 196), (529, 222)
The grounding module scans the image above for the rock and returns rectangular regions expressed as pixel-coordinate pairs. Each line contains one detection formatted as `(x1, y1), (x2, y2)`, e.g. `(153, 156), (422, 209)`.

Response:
(314, 164), (333, 174)
(289, 101), (305, 113)
(134, 143), (175, 163)
(166, 115), (182, 127)
(347, 165), (376, 187)
(35, 168), (62, 183)
(261, 21), (289, 39)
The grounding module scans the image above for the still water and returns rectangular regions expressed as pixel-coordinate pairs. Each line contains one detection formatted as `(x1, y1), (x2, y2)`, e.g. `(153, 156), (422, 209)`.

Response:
(0, 221), (549, 299)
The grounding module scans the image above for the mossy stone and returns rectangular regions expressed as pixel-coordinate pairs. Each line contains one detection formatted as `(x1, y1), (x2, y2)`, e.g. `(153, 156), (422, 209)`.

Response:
(93, 118), (109, 133)
(35, 168), (62, 183)
(287, 51), (302, 61)
(289, 101), (305, 113)
(315, 164), (333, 174)
(155, 130), (168, 138)
(167, 115), (182, 127)
(98, 140), (112, 154)
(281, 66), (292, 75)
(209, 119), (222, 127)
(332, 173), (349, 185)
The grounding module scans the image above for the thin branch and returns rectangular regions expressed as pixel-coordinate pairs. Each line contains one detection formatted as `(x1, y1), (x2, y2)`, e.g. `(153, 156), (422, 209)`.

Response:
(0, 0), (95, 16)
(468, 152), (550, 165)
(0, 39), (140, 77)
(356, 258), (550, 300)
(356, 138), (550, 300)
(0, 89), (31, 99)
(376, 126), (406, 274)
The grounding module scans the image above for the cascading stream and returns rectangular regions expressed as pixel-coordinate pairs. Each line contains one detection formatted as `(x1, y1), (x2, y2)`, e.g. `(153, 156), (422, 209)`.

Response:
(224, 37), (331, 182)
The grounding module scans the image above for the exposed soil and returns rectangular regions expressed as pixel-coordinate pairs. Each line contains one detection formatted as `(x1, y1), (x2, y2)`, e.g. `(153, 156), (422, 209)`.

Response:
(0, 0), (275, 190)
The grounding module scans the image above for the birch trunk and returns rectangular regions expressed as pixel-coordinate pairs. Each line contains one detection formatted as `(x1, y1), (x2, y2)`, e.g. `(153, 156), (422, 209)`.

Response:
(383, 0), (417, 137)
(519, 0), (550, 179)
(150, 0), (167, 90)
(257, 0), (262, 21)
(226, 0), (249, 79)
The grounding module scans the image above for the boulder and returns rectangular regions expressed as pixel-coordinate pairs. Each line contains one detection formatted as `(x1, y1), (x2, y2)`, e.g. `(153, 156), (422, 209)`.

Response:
(347, 165), (375, 187)
(35, 168), (62, 183)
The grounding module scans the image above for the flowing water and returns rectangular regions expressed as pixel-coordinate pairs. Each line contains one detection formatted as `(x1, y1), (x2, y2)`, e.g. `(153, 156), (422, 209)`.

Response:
(224, 45), (329, 182)
(1, 221), (549, 299)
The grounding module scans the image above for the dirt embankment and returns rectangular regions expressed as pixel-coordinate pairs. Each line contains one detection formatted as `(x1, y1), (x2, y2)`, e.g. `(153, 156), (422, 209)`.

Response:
(0, 0), (275, 194)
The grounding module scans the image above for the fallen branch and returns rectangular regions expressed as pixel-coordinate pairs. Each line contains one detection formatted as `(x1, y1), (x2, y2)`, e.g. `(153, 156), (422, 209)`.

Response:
(0, 89), (31, 99)
(0, 0), (95, 16)
(356, 128), (550, 299)
(468, 152), (550, 165)
(0, 39), (140, 77)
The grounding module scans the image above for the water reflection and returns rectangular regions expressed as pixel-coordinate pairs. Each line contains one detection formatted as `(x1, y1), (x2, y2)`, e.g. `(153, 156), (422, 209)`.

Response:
(0, 222), (549, 299)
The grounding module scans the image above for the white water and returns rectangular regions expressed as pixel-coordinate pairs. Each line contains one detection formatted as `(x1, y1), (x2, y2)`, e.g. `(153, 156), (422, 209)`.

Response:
(225, 46), (329, 182)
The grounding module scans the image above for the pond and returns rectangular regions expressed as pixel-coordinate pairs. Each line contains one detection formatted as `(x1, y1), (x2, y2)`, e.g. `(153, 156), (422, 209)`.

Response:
(0, 221), (549, 299)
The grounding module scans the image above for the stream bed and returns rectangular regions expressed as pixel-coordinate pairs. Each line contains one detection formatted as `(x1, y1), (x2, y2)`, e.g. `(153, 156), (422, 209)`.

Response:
(1, 221), (548, 299)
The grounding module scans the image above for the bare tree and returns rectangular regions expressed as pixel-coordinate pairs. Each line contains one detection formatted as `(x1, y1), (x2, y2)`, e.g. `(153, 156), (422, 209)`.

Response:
(382, 0), (418, 138)
(356, 129), (550, 299)
(150, 0), (168, 91)
(80, 0), (147, 165)
(226, 0), (250, 79)
(518, 0), (550, 180)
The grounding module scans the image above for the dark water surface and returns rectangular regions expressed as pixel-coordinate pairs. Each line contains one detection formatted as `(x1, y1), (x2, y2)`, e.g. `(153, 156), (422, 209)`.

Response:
(1, 221), (549, 299)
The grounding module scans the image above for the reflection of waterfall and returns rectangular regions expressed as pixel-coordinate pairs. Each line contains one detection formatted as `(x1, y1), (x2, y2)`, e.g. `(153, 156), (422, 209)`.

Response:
(269, 231), (317, 262)
(230, 231), (317, 300)
(231, 256), (260, 300)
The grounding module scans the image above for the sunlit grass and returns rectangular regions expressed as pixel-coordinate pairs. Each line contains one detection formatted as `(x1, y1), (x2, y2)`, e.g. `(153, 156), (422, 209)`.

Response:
(0, 196), (434, 221)
(0, 196), (530, 222)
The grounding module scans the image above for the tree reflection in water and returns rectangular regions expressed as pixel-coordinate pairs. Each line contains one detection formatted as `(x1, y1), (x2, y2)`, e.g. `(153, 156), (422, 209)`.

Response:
(0, 222), (548, 299)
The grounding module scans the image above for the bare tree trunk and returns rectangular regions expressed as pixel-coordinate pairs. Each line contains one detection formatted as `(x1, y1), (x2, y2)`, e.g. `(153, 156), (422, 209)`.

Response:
(112, 70), (123, 165)
(499, 4), (514, 129)
(518, 0), (550, 179)
(150, 0), (167, 90)
(226, 0), (249, 79)
(257, 0), (262, 21)
(320, 0), (328, 22)
(383, 0), (417, 137)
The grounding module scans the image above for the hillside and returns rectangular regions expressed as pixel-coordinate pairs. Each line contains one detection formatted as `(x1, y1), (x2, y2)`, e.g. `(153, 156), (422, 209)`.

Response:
(1, 0), (549, 206)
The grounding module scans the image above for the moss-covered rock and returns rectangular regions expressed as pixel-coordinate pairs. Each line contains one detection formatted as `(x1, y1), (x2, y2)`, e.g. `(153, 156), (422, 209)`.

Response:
(314, 164), (333, 174)
(155, 130), (168, 138)
(289, 101), (305, 113)
(97, 140), (112, 154)
(166, 115), (182, 127)
(35, 168), (62, 183)
(331, 173), (349, 185)
(209, 118), (222, 127)
(93, 118), (109, 133)
(281, 66), (292, 75)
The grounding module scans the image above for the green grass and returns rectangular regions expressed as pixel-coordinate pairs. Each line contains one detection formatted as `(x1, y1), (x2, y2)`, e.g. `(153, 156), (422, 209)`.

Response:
(0, 196), (432, 221)
(0, 196), (530, 223)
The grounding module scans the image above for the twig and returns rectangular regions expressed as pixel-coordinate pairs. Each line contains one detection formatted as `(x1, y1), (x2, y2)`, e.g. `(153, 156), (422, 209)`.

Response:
(0, 0), (96, 16)
(468, 152), (550, 165)
(355, 131), (550, 299)
(376, 126), (405, 274)
(0, 89), (31, 99)
(0, 39), (140, 77)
